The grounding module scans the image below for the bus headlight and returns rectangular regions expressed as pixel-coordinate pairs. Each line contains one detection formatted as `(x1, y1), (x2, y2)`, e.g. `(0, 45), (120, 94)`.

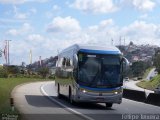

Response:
(82, 89), (86, 93)
(79, 89), (87, 93)
(114, 91), (118, 94)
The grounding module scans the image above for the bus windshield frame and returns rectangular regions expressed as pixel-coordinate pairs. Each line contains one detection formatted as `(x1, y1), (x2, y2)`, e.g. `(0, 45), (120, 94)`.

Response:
(77, 52), (123, 88)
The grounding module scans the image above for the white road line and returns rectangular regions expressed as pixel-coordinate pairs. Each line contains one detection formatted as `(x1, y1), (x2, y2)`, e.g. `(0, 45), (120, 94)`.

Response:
(40, 83), (94, 120)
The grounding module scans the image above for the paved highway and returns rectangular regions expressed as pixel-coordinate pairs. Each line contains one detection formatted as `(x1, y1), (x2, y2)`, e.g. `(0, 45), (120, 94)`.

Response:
(12, 81), (160, 120)
(123, 80), (154, 95)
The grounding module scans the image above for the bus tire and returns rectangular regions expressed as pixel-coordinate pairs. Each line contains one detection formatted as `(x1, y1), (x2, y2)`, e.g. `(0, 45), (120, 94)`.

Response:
(105, 103), (113, 108)
(69, 87), (75, 105)
(57, 84), (61, 98)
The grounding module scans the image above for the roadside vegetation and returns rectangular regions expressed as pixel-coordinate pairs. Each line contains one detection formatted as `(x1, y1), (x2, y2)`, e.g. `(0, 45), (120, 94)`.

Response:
(136, 49), (160, 90)
(0, 65), (54, 114)
(124, 60), (152, 79)
(136, 74), (160, 90)
(0, 78), (50, 114)
(142, 67), (154, 79)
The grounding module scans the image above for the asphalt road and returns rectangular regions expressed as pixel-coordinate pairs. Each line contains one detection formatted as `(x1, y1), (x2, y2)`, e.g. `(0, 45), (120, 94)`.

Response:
(12, 81), (160, 120)
(123, 80), (154, 95)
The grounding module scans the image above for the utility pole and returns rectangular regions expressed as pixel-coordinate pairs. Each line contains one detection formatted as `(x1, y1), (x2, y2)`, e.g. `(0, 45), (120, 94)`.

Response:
(5, 40), (11, 65)
(39, 56), (42, 66)
(4, 41), (8, 64)
(29, 49), (32, 64)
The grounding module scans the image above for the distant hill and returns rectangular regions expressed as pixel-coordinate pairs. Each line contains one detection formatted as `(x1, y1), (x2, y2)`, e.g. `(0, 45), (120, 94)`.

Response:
(28, 43), (159, 71)
(117, 43), (158, 63)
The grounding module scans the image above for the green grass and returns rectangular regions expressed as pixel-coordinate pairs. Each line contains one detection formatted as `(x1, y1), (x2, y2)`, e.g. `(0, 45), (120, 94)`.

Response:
(0, 77), (52, 114)
(136, 74), (160, 90)
(143, 67), (153, 79)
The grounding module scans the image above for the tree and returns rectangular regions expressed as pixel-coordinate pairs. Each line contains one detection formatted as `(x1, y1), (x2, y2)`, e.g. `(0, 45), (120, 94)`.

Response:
(37, 67), (49, 78)
(131, 61), (146, 77)
(4, 65), (19, 75)
(0, 66), (7, 78)
(153, 54), (160, 74)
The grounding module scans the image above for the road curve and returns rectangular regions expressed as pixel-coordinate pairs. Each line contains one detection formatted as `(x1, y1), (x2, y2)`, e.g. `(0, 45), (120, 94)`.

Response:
(13, 81), (160, 120)
(123, 80), (154, 95)
(12, 81), (85, 120)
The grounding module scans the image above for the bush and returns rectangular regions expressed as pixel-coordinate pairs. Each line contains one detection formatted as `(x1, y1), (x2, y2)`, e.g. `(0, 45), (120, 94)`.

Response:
(30, 74), (41, 78)
(0, 66), (7, 78)
(5, 65), (20, 75)
(48, 75), (55, 79)
(8, 74), (17, 78)
(37, 67), (49, 78)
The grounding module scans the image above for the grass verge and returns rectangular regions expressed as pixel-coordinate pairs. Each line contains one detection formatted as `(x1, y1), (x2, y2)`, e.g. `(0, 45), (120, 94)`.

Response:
(0, 78), (52, 114)
(136, 74), (160, 90)
(143, 67), (153, 79)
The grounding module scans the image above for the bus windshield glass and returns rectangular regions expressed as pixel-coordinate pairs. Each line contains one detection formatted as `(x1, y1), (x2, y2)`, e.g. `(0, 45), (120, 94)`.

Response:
(78, 52), (122, 88)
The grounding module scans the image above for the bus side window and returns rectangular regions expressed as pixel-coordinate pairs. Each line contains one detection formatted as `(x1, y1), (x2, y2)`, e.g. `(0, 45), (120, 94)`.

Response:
(57, 57), (63, 67)
(62, 57), (66, 66)
(66, 58), (69, 66)
(66, 58), (71, 66)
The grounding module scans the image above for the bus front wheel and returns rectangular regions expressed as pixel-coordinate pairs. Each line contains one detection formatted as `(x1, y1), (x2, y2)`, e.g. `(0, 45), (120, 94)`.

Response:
(57, 84), (61, 98)
(105, 103), (113, 108)
(69, 88), (74, 105)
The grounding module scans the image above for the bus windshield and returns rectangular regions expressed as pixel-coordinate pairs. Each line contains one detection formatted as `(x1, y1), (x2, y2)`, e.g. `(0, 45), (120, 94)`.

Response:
(78, 52), (122, 88)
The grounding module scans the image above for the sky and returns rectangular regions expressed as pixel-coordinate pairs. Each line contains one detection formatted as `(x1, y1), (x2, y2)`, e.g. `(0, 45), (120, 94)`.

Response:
(0, 0), (160, 65)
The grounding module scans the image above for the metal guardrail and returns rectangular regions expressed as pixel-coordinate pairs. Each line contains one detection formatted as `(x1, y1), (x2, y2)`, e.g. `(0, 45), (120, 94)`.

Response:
(123, 89), (146, 102)
(123, 89), (160, 107)
(145, 93), (160, 106)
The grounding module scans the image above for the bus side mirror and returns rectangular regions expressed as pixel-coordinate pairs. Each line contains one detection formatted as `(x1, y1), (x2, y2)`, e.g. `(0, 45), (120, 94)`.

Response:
(73, 54), (78, 69)
(122, 57), (130, 71)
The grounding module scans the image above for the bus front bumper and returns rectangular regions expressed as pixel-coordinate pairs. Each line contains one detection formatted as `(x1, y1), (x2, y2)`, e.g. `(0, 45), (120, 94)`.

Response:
(74, 92), (122, 104)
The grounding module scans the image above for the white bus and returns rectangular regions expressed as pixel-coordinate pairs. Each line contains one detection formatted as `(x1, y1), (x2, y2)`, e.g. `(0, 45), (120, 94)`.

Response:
(55, 44), (129, 108)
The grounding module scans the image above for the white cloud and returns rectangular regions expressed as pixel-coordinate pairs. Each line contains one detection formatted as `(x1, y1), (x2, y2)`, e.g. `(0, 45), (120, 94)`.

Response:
(0, 0), (48, 4)
(121, 21), (157, 36)
(139, 14), (148, 19)
(45, 5), (61, 18)
(12, 6), (37, 20)
(29, 8), (37, 14)
(6, 19), (160, 65)
(120, 20), (159, 44)
(87, 19), (160, 46)
(6, 23), (33, 36)
(13, 6), (28, 20)
(15, 13), (28, 19)
(89, 19), (114, 31)
(47, 16), (81, 34)
(0, 0), (25, 4)
(133, 0), (155, 11)
(27, 34), (44, 43)
(122, 0), (156, 12)
(52, 5), (61, 11)
(70, 0), (118, 14)
(98, 19), (114, 30)
(7, 29), (19, 36)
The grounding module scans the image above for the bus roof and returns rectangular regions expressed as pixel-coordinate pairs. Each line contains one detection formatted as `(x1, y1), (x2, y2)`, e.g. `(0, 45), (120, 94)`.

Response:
(60, 44), (122, 55)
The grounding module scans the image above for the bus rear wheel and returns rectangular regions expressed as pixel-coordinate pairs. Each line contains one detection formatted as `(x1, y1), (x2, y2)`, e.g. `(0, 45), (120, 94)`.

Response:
(105, 103), (113, 108)
(57, 84), (61, 98)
